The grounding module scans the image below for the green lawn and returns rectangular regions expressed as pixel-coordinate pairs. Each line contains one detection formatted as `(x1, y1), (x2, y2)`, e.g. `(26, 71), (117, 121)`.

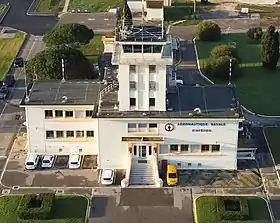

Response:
(69, 0), (122, 12)
(195, 196), (271, 223)
(35, 0), (65, 13)
(0, 195), (88, 223)
(0, 4), (6, 14)
(264, 128), (280, 165)
(0, 33), (26, 80)
(196, 33), (280, 115)
(79, 35), (104, 63)
(235, 4), (280, 18)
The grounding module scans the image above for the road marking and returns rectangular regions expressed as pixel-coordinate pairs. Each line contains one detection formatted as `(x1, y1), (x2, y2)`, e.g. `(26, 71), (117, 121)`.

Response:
(104, 18), (109, 20)
(0, 102), (8, 119)
(88, 18), (96, 21)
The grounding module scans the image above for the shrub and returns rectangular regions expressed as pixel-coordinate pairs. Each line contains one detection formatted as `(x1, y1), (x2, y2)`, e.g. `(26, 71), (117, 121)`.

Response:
(210, 44), (237, 59)
(197, 21), (221, 41)
(203, 56), (240, 80)
(247, 27), (263, 41)
(17, 193), (55, 220)
(217, 196), (249, 220)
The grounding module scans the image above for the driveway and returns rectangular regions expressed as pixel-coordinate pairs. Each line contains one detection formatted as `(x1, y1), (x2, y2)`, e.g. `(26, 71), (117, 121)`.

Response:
(89, 188), (194, 223)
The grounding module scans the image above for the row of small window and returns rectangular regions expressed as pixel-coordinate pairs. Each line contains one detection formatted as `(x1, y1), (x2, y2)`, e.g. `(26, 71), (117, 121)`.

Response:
(128, 123), (158, 132)
(123, 45), (162, 54)
(45, 110), (94, 119)
(129, 65), (156, 74)
(170, 144), (220, 153)
(129, 98), (156, 107)
(129, 81), (157, 91)
(46, 130), (94, 139)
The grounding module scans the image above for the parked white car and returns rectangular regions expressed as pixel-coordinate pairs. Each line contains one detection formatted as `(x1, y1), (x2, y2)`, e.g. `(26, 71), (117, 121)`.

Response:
(101, 169), (116, 185)
(25, 154), (40, 170)
(41, 155), (54, 169)
(68, 154), (81, 169)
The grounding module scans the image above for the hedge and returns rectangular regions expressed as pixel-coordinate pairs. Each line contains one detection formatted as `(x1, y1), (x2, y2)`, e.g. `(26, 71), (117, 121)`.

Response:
(217, 196), (249, 221)
(17, 193), (55, 220)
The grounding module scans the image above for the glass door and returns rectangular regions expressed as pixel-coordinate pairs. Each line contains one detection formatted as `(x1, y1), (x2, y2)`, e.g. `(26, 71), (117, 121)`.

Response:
(139, 145), (147, 158)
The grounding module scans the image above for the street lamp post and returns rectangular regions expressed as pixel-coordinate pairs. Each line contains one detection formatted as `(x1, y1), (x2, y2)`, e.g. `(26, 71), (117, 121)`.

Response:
(193, 0), (196, 19)
(228, 58), (232, 85)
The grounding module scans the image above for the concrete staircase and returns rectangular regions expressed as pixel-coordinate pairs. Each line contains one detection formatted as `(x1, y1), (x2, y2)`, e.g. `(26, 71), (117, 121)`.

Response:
(129, 159), (156, 187)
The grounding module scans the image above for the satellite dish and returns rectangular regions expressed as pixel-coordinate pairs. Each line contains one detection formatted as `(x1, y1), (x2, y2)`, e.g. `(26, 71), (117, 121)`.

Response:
(62, 96), (68, 103)
(193, 108), (201, 114)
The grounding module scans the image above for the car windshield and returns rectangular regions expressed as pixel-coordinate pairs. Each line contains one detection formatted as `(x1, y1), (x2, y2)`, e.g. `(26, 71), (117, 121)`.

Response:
(43, 160), (50, 163)
(0, 88), (6, 93)
(26, 162), (34, 165)
(168, 173), (177, 178)
(70, 162), (78, 165)
(15, 58), (22, 63)
(103, 177), (112, 181)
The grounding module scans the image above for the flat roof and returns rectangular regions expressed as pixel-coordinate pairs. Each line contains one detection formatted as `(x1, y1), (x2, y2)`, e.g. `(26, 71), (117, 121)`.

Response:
(98, 85), (242, 118)
(21, 80), (106, 106)
(116, 25), (166, 42)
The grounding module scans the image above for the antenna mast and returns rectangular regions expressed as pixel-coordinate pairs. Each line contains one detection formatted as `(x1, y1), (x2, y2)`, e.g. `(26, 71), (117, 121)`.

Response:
(61, 58), (65, 82)
(24, 63), (29, 102)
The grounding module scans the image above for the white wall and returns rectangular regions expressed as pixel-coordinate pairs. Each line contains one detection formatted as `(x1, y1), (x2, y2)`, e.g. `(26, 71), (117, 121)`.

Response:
(25, 106), (99, 155)
(98, 118), (240, 170)
(146, 8), (163, 21)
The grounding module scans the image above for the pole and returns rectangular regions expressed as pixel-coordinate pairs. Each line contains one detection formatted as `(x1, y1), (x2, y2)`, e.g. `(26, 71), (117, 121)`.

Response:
(61, 58), (65, 81)
(228, 58), (232, 85)
(193, 0), (196, 18)
(24, 63), (29, 102)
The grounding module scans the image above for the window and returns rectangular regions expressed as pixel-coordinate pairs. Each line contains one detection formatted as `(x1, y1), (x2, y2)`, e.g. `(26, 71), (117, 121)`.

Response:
(212, 145), (220, 152)
(123, 45), (133, 53)
(45, 110), (53, 118)
(201, 145), (210, 152)
(198, 163), (202, 167)
(170, 145), (179, 152)
(56, 131), (64, 138)
(133, 45), (142, 53)
(188, 163), (192, 166)
(86, 110), (93, 117)
(128, 123), (137, 132)
(65, 111), (73, 118)
(149, 123), (157, 132)
(76, 131), (84, 137)
(86, 131), (94, 137)
(149, 81), (156, 90)
(129, 81), (136, 90)
(153, 45), (162, 53)
(66, 131), (74, 138)
(143, 45), (152, 53)
(181, 145), (189, 152)
(138, 123), (147, 131)
(129, 65), (136, 73)
(149, 98), (155, 107)
(190, 144), (200, 152)
(130, 98), (136, 106)
(55, 110), (63, 117)
(46, 131), (54, 139)
(149, 65), (156, 73)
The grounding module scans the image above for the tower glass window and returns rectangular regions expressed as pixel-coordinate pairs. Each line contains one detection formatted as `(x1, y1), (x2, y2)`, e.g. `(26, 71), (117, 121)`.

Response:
(149, 65), (156, 73)
(153, 45), (162, 53)
(143, 45), (153, 53)
(123, 45), (133, 53)
(133, 45), (142, 53)
(130, 98), (136, 106)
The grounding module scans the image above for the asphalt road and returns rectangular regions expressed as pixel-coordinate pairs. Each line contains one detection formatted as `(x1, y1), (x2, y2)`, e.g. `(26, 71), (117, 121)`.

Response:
(58, 13), (117, 33)
(1, 0), (57, 35)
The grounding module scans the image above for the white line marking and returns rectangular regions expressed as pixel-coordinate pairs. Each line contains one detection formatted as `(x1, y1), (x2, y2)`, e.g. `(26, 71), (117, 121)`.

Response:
(88, 18), (96, 21)
(104, 18), (109, 21)
(0, 102), (8, 119)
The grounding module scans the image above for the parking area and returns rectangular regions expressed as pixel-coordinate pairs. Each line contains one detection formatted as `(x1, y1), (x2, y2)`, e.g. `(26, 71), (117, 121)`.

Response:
(160, 160), (262, 188)
(1, 131), (124, 187)
(89, 188), (194, 223)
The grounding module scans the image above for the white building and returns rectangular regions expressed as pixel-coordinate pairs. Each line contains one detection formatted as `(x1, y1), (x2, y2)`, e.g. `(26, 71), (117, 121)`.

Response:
(21, 24), (254, 187)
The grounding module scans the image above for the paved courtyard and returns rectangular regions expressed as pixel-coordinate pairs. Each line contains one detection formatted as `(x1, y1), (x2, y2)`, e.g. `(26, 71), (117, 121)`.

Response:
(89, 188), (194, 223)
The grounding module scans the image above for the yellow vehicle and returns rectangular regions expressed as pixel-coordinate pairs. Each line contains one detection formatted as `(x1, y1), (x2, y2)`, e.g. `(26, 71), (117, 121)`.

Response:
(166, 164), (178, 186)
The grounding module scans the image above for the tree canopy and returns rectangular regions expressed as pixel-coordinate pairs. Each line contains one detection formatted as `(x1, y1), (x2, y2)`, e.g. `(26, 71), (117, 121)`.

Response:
(26, 45), (97, 80)
(197, 21), (221, 41)
(43, 23), (94, 46)
(261, 25), (279, 69)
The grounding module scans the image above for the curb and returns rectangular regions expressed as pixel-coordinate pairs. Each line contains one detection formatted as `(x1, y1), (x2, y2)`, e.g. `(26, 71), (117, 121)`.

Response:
(0, 3), (11, 24)
(192, 36), (280, 118)
(26, 0), (57, 17)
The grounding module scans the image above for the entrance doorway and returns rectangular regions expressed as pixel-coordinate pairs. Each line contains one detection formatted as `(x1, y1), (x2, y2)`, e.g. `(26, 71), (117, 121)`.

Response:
(133, 145), (153, 158)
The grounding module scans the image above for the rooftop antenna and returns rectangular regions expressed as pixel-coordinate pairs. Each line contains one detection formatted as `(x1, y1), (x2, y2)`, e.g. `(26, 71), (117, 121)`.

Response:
(161, 17), (164, 39)
(141, 0), (145, 41)
(61, 58), (65, 82)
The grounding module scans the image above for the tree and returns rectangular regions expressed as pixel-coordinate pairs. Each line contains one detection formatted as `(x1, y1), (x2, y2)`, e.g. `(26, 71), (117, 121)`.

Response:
(43, 23), (94, 47)
(116, 0), (133, 28)
(247, 27), (263, 41)
(210, 44), (237, 59)
(26, 45), (97, 80)
(197, 21), (221, 41)
(204, 56), (240, 80)
(261, 25), (280, 69)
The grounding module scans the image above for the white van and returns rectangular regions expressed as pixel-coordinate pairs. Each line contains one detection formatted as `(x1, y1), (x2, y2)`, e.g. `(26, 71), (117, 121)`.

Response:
(25, 154), (40, 170)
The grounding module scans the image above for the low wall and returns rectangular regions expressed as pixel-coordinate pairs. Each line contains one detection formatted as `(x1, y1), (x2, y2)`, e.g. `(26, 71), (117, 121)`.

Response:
(26, 0), (57, 16)
(0, 3), (11, 24)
